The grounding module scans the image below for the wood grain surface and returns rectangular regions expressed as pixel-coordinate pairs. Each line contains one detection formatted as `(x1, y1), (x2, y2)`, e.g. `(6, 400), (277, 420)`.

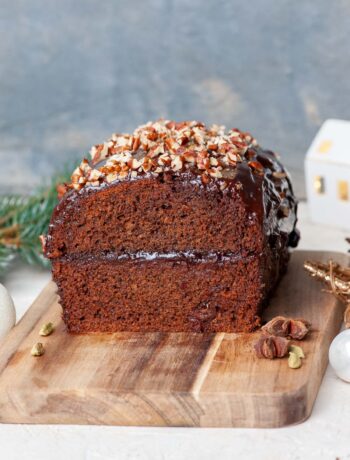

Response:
(0, 250), (347, 427)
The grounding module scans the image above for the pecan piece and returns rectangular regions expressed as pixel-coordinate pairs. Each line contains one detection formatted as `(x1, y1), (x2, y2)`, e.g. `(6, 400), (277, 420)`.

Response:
(254, 335), (289, 359)
(132, 136), (141, 151)
(56, 183), (68, 200)
(262, 316), (311, 340)
(39, 235), (47, 253)
(201, 172), (210, 185)
(248, 160), (264, 174)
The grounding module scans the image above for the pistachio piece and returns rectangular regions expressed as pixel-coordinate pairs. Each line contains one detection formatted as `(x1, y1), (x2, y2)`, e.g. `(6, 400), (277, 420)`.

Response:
(288, 351), (301, 369)
(289, 344), (305, 359)
(39, 322), (54, 336)
(31, 343), (45, 357)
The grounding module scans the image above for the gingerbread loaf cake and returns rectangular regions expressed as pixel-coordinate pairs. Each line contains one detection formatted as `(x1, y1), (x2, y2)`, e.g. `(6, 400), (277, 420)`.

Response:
(42, 120), (299, 333)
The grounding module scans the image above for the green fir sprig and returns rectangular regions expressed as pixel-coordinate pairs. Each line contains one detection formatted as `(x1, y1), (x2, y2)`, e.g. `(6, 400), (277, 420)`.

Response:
(0, 168), (73, 276)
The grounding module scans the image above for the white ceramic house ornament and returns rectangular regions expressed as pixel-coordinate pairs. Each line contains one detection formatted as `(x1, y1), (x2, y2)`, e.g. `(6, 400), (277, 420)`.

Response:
(305, 119), (350, 230)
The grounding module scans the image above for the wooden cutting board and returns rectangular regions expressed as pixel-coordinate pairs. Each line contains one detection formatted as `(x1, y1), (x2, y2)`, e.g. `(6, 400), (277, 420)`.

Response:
(0, 250), (347, 428)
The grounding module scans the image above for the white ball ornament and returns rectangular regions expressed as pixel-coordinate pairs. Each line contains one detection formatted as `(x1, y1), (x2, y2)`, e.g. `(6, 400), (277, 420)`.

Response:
(0, 283), (16, 341)
(329, 329), (350, 383)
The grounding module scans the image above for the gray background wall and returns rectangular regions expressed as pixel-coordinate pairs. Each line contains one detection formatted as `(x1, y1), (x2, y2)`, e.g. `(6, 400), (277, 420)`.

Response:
(1, 0), (350, 197)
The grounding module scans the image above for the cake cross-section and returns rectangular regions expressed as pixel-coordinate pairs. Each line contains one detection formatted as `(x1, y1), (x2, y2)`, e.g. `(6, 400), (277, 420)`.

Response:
(42, 120), (299, 333)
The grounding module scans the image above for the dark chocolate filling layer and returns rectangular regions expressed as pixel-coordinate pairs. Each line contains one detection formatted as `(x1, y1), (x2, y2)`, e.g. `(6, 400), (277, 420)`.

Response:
(58, 250), (258, 264)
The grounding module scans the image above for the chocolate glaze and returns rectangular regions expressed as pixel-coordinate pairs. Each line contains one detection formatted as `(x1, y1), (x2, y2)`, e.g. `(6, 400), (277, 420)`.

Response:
(45, 144), (298, 260)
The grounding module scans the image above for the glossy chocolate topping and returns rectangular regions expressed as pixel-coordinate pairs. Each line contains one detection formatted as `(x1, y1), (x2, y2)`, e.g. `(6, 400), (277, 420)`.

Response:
(45, 120), (299, 262)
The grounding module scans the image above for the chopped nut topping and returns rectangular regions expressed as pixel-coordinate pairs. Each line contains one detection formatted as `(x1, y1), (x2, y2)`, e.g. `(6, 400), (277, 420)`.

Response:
(68, 120), (260, 191)
(248, 160), (264, 174)
(171, 155), (183, 171)
(56, 183), (68, 199)
(39, 235), (47, 253)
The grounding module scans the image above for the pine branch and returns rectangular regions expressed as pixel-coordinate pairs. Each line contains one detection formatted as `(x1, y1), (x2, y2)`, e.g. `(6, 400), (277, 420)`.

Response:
(0, 166), (75, 276)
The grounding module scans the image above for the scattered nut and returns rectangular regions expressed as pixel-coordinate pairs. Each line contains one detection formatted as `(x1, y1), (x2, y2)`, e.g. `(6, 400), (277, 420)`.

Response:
(289, 318), (311, 340)
(262, 316), (289, 337)
(288, 351), (302, 369)
(289, 344), (305, 359)
(254, 335), (289, 359)
(262, 316), (311, 340)
(31, 343), (45, 357)
(39, 322), (54, 337)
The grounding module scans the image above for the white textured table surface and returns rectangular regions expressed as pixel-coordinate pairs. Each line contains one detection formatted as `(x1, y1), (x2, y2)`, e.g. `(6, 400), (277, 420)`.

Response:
(1, 202), (350, 460)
